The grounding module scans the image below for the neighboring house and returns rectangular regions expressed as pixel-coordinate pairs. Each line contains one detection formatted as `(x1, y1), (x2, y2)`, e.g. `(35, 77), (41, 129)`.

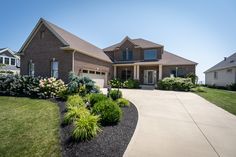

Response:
(0, 48), (20, 74)
(205, 53), (236, 87)
(104, 36), (197, 85)
(19, 18), (197, 87)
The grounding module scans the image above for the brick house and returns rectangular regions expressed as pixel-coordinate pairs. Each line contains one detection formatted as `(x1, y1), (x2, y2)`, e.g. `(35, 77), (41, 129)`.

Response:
(19, 18), (197, 87)
(104, 36), (197, 85)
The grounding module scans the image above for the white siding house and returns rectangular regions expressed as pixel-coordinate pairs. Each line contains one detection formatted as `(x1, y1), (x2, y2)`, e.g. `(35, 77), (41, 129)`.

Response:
(205, 53), (236, 86)
(0, 48), (20, 74)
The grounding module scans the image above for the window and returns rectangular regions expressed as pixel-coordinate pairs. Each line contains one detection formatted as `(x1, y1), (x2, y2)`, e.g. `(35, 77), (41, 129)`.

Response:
(28, 62), (35, 77)
(144, 49), (157, 60)
(89, 71), (95, 74)
(101, 72), (105, 75)
(0, 57), (3, 64)
(11, 58), (16, 65)
(122, 48), (133, 60)
(214, 71), (218, 79)
(4, 57), (9, 65)
(51, 61), (58, 78)
(121, 69), (132, 80)
(96, 71), (101, 74)
(227, 69), (232, 73)
(82, 70), (88, 73)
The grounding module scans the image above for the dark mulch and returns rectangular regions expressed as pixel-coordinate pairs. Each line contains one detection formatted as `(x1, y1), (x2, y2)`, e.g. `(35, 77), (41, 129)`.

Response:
(56, 100), (138, 157)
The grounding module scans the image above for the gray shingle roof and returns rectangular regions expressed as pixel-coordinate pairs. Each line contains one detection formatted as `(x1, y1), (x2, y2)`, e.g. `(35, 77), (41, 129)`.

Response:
(43, 19), (112, 63)
(19, 18), (111, 63)
(205, 53), (236, 73)
(103, 37), (163, 51)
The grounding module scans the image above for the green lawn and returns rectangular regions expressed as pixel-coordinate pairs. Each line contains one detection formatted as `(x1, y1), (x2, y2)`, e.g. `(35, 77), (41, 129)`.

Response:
(0, 96), (61, 157)
(195, 87), (236, 115)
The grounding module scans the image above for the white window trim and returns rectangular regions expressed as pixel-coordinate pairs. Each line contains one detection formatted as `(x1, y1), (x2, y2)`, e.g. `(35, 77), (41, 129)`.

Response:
(51, 60), (59, 78)
(0, 55), (17, 66)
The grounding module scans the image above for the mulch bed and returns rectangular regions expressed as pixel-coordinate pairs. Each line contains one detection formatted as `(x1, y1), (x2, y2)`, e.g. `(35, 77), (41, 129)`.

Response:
(56, 100), (138, 157)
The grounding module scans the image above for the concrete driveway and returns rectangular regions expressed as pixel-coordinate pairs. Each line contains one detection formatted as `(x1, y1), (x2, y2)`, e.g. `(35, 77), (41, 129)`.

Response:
(118, 89), (236, 157)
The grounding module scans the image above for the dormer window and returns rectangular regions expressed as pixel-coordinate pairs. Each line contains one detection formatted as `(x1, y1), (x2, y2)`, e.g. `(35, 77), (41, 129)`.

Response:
(122, 48), (133, 60)
(144, 49), (157, 60)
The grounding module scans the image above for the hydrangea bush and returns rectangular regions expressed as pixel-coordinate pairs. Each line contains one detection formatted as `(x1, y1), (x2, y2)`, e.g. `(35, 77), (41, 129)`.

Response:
(38, 77), (67, 98)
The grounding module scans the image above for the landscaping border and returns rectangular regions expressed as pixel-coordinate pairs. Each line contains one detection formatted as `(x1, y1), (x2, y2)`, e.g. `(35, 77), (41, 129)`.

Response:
(56, 100), (138, 157)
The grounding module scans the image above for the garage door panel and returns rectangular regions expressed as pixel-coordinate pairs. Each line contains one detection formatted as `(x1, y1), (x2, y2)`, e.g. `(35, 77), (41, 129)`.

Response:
(82, 73), (105, 88)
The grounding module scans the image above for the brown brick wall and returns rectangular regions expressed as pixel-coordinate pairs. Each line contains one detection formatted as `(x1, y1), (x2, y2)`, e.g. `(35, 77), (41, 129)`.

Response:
(104, 40), (163, 62)
(162, 65), (196, 78)
(139, 65), (159, 84)
(20, 24), (73, 82)
(116, 66), (134, 80)
(74, 52), (113, 80)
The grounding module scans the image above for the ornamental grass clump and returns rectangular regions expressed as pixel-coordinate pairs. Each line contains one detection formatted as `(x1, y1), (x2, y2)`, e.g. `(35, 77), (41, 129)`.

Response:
(64, 106), (90, 124)
(116, 98), (130, 107)
(72, 114), (101, 141)
(66, 95), (85, 109)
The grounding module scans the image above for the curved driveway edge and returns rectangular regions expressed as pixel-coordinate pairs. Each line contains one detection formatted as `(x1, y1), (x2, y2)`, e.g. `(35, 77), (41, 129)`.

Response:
(121, 89), (236, 157)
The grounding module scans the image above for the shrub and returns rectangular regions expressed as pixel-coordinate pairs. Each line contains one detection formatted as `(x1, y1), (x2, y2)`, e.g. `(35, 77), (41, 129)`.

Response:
(227, 83), (236, 91)
(116, 98), (130, 107)
(123, 79), (140, 89)
(109, 78), (123, 88)
(0, 75), (41, 97)
(89, 93), (108, 106)
(158, 77), (194, 91)
(66, 95), (85, 109)
(67, 72), (99, 95)
(190, 86), (206, 92)
(64, 106), (90, 124)
(186, 73), (198, 84)
(109, 89), (122, 100)
(72, 114), (101, 141)
(38, 77), (67, 98)
(92, 99), (122, 125)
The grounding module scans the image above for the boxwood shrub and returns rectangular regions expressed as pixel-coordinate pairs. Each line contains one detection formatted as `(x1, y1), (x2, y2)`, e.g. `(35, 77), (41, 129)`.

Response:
(158, 77), (194, 91)
(92, 99), (122, 125)
(89, 93), (108, 106)
(109, 89), (122, 100)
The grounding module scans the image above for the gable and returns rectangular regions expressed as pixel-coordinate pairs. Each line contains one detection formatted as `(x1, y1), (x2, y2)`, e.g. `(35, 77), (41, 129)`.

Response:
(119, 40), (135, 50)
(0, 50), (15, 58)
(23, 23), (65, 55)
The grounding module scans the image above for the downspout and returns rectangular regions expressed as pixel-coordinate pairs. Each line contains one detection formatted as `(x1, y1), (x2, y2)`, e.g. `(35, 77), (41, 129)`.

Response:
(72, 50), (76, 73)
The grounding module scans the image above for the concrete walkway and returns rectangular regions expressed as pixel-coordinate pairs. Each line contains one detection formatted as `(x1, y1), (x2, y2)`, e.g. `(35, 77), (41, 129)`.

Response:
(117, 89), (236, 157)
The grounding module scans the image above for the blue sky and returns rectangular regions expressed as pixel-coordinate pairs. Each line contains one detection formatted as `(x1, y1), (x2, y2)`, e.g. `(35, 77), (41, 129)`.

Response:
(0, 0), (236, 82)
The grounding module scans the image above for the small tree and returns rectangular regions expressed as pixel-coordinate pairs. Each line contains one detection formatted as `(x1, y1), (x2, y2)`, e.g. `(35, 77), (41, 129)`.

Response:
(186, 73), (198, 84)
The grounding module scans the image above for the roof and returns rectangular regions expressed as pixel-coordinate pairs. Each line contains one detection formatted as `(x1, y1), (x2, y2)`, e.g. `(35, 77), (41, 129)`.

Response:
(114, 51), (197, 65)
(205, 53), (236, 73)
(19, 18), (112, 63)
(103, 37), (163, 51)
(0, 48), (20, 59)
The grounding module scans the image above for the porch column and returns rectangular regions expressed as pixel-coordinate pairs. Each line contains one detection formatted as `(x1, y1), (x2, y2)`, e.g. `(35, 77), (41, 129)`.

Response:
(137, 65), (140, 80)
(133, 65), (137, 79)
(114, 66), (117, 78)
(159, 64), (162, 80)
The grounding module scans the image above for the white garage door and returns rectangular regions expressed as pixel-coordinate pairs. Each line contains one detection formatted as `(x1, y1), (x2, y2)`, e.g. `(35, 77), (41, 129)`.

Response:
(82, 70), (106, 88)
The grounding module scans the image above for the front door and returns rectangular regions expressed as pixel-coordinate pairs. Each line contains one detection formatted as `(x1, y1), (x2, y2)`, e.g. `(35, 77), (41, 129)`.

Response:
(144, 70), (156, 84)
